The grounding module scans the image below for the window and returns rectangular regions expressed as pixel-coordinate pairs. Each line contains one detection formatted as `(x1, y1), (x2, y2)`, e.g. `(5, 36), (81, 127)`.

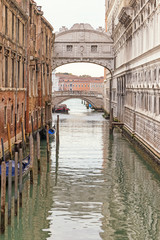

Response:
(4, 106), (7, 126)
(46, 35), (48, 54)
(11, 105), (13, 124)
(12, 58), (14, 88)
(29, 112), (31, 123)
(67, 45), (73, 52)
(154, 96), (156, 114)
(5, 55), (8, 87)
(154, 69), (156, 81)
(12, 13), (14, 40)
(22, 61), (25, 88)
(18, 60), (20, 88)
(17, 104), (19, 122)
(22, 103), (24, 120)
(5, 6), (8, 35)
(17, 19), (20, 42)
(22, 24), (25, 45)
(91, 45), (97, 53)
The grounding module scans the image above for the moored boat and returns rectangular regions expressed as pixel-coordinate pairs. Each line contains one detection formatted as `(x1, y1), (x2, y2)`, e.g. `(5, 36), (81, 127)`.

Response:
(0, 155), (30, 181)
(54, 104), (70, 113)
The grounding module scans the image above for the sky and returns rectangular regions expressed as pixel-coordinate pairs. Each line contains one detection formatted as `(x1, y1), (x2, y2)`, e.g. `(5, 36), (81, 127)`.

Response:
(37, 0), (105, 77)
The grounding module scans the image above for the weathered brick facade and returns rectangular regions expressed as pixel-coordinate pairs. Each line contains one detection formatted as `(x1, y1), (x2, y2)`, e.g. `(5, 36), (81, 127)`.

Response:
(0, 0), (28, 155)
(0, 0), (54, 157)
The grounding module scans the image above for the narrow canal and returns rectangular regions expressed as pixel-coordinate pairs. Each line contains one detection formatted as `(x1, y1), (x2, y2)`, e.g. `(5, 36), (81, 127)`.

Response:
(2, 99), (160, 240)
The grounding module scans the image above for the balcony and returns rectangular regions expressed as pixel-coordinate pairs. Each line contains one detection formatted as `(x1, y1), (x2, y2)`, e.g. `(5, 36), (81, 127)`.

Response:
(118, 7), (133, 27)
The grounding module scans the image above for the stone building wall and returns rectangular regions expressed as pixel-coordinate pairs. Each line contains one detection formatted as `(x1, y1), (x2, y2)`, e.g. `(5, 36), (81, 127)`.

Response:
(105, 0), (160, 158)
(26, 0), (54, 134)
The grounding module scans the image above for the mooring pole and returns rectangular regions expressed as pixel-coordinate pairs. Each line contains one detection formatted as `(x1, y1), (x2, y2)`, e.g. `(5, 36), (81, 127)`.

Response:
(56, 115), (59, 147)
(46, 125), (50, 162)
(109, 72), (113, 134)
(29, 134), (34, 184)
(1, 138), (5, 162)
(7, 123), (12, 159)
(37, 131), (41, 173)
(8, 160), (12, 225)
(15, 152), (18, 216)
(19, 148), (23, 207)
(1, 162), (6, 233)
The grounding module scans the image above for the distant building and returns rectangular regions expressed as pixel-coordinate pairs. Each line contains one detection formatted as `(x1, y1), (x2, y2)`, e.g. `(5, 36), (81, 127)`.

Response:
(57, 73), (104, 94)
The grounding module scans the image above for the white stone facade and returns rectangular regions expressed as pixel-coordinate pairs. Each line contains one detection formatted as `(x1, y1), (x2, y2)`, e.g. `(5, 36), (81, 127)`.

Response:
(105, 0), (160, 158)
(52, 23), (114, 72)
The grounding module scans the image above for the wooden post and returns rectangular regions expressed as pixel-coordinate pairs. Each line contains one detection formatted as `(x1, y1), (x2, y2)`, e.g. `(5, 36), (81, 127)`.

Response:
(56, 115), (59, 147)
(37, 132), (40, 173)
(15, 152), (18, 216)
(1, 162), (6, 233)
(1, 138), (5, 162)
(7, 123), (12, 159)
(55, 141), (59, 186)
(29, 134), (33, 184)
(19, 148), (23, 207)
(8, 160), (12, 225)
(46, 125), (49, 161)
(21, 120), (25, 149)
(31, 116), (34, 137)
(109, 108), (114, 134)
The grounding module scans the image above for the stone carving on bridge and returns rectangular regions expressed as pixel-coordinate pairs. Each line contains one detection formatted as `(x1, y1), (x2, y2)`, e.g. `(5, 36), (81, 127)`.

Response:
(52, 23), (114, 72)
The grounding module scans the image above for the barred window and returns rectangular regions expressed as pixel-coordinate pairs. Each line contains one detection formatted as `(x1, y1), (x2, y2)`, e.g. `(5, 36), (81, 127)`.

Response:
(91, 45), (97, 53)
(67, 45), (73, 52)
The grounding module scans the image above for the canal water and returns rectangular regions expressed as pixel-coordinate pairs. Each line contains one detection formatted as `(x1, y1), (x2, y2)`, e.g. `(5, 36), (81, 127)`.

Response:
(1, 99), (160, 240)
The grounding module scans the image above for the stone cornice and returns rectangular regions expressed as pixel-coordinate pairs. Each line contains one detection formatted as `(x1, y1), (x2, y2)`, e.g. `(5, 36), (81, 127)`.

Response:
(41, 16), (54, 31)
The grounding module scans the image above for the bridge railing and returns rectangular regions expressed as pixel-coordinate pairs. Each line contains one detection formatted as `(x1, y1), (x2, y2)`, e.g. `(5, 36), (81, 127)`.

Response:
(52, 91), (103, 98)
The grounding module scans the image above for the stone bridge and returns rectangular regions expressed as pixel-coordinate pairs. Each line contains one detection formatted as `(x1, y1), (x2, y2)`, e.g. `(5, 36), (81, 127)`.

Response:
(52, 91), (104, 109)
(52, 23), (114, 71)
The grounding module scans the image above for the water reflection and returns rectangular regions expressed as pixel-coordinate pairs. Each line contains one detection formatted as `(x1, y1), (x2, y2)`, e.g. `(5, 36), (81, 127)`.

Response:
(1, 99), (160, 240)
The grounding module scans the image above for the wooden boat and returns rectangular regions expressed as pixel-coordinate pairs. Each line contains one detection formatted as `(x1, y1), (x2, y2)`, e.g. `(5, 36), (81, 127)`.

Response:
(0, 155), (30, 181)
(54, 104), (70, 113)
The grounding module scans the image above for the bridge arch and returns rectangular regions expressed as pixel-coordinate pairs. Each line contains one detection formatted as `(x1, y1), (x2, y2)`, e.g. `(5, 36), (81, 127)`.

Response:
(52, 23), (114, 72)
(52, 91), (104, 110)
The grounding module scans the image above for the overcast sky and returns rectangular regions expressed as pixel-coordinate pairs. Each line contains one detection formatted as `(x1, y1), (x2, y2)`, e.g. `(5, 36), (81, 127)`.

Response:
(37, 0), (105, 76)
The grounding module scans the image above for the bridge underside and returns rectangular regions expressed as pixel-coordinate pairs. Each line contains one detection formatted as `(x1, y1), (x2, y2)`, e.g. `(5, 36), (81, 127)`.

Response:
(52, 96), (104, 110)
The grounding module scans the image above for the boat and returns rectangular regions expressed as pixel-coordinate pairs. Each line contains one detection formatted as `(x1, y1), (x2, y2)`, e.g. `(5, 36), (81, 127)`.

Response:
(0, 155), (30, 181)
(54, 104), (70, 113)
(40, 126), (56, 139)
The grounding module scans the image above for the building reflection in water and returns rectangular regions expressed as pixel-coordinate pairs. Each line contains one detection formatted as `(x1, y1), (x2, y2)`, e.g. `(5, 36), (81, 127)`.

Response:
(100, 121), (160, 239)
